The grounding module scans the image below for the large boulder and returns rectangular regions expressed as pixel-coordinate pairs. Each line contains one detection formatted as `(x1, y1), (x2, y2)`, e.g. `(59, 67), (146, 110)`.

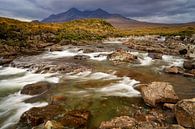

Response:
(107, 49), (138, 64)
(99, 116), (137, 129)
(174, 98), (195, 128)
(164, 66), (184, 74)
(139, 82), (179, 107)
(183, 60), (195, 70)
(21, 82), (51, 95)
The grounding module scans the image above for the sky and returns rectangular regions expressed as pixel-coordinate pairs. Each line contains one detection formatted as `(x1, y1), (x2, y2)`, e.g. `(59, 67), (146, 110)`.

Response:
(0, 0), (194, 23)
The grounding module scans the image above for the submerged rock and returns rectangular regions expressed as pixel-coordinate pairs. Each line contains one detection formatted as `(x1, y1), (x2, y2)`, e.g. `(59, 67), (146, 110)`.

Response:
(21, 82), (51, 95)
(183, 60), (195, 70)
(139, 82), (179, 107)
(107, 49), (138, 64)
(164, 66), (184, 74)
(74, 55), (90, 60)
(148, 53), (163, 59)
(99, 116), (137, 129)
(175, 98), (195, 128)
(19, 104), (90, 128)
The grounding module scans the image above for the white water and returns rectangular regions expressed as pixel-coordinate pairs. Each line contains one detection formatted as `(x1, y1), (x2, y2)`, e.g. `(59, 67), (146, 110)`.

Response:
(66, 71), (118, 80)
(43, 47), (112, 61)
(66, 71), (140, 97)
(103, 37), (130, 44)
(97, 77), (140, 97)
(162, 55), (185, 67)
(0, 93), (48, 129)
(0, 67), (59, 129)
(130, 52), (153, 66)
(0, 67), (59, 89)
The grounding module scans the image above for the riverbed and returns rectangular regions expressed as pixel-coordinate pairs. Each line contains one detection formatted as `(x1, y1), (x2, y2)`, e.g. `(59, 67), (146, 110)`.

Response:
(0, 38), (194, 129)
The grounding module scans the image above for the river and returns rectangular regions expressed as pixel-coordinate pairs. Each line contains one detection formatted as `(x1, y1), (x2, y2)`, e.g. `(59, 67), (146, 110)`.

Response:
(0, 38), (194, 128)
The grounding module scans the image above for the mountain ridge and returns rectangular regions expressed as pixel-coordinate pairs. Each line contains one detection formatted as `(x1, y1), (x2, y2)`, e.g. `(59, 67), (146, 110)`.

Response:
(42, 8), (135, 23)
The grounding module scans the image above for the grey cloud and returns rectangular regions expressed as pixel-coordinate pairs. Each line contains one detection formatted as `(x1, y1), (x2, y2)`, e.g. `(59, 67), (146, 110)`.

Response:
(0, 0), (194, 23)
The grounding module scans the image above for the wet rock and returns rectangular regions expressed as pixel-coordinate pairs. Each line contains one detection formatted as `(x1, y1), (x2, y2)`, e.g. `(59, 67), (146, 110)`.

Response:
(99, 116), (137, 129)
(20, 105), (64, 126)
(164, 66), (184, 74)
(50, 96), (67, 104)
(21, 82), (51, 95)
(44, 120), (64, 129)
(168, 124), (185, 129)
(163, 103), (175, 110)
(83, 48), (95, 53)
(190, 69), (195, 75)
(136, 121), (166, 129)
(49, 45), (64, 52)
(20, 104), (90, 128)
(183, 60), (195, 70)
(174, 98), (195, 128)
(0, 58), (13, 65)
(59, 110), (90, 128)
(107, 49), (138, 64)
(139, 82), (179, 107)
(74, 55), (90, 60)
(183, 72), (195, 78)
(179, 49), (188, 55)
(32, 63), (90, 74)
(148, 53), (163, 59)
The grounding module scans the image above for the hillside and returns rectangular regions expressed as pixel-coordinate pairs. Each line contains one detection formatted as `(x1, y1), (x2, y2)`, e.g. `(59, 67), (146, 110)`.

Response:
(0, 17), (119, 58)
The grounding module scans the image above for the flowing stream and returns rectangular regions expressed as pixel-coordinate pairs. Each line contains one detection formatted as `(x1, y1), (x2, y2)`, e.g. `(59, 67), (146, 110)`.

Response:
(0, 39), (194, 128)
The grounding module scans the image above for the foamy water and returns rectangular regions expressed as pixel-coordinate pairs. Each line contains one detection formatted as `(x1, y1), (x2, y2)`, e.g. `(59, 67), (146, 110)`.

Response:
(0, 67), (59, 89)
(66, 71), (118, 80)
(130, 52), (153, 66)
(0, 67), (59, 129)
(43, 47), (112, 61)
(0, 92), (48, 129)
(162, 55), (184, 67)
(65, 71), (140, 97)
(97, 77), (140, 97)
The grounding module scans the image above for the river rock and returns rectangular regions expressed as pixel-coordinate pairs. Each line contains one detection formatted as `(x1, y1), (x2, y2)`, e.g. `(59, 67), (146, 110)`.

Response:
(107, 49), (138, 64)
(21, 82), (51, 95)
(49, 45), (64, 52)
(163, 103), (175, 110)
(169, 124), (185, 129)
(0, 58), (13, 65)
(20, 104), (90, 128)
(148, 53), (163, 59)
(58, 110), (90, 128)
(174, 98), (195, 128)
(164, 66), (184, 74)
(74, 55), (90, 60)
(183, 60), (195, 70)
(20, 104), (64, 126)
(44, 120), (64, 129)
(99, 116), (137, 129)
(139, 82), (179, 107)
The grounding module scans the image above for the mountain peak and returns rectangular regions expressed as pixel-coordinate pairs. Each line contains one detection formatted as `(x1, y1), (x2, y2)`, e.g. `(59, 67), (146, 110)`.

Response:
(42, 8), (129, 23)
(68, 8), (80, 12)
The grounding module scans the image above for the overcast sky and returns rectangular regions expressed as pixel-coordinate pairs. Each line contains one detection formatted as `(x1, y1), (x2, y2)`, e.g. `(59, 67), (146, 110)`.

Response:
(0, 0), (194, 23)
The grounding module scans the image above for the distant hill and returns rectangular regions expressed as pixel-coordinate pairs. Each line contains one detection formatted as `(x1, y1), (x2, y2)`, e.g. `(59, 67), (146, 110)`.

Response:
(42, 8), (137, 23)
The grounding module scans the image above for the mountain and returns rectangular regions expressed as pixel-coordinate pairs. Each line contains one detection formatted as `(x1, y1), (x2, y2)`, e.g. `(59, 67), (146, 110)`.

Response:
(42, 8), (135, 23)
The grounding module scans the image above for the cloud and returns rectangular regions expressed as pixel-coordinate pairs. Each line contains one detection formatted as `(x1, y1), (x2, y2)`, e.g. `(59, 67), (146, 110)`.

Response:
(0, 0), (194, 23)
